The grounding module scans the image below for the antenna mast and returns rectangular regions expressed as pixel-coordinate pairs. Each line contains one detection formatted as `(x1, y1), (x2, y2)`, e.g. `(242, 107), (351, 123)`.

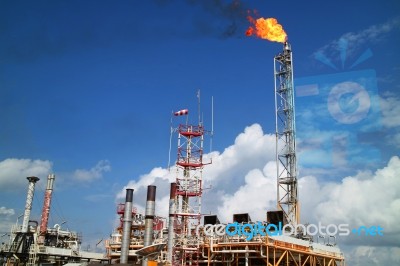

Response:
(170, 92), (211, 266)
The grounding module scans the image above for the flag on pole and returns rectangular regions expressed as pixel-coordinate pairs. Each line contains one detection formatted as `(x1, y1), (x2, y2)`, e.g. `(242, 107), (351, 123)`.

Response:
(174, 109), (188, 116)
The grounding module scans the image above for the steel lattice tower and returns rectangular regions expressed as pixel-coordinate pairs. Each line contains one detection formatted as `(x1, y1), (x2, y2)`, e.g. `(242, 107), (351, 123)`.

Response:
(274, 42), (299, 226)
(172, 119), (208, 266)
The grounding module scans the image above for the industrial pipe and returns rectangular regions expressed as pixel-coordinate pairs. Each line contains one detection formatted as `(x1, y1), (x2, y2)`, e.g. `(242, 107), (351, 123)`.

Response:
(21, 176), (40, 233)
(209, 237), (258, 254)
(39, 174), (55, 244)
(167, 182), (177, 262)
(120, 188), (134, 264)
(142, 185), (156, 266)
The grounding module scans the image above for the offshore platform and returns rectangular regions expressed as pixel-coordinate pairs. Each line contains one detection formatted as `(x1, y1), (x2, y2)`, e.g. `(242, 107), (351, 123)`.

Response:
(0, 41), (345, 266)
(104, 42), (346, 266)
(0, 174), (108, 266)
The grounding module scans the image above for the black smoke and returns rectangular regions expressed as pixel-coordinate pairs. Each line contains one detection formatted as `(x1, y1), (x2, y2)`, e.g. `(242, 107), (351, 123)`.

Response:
(156, 0), (251, 38)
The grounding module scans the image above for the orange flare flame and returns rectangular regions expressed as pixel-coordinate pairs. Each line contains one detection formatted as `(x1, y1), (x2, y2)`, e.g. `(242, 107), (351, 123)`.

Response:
(246, 16), (287, 43)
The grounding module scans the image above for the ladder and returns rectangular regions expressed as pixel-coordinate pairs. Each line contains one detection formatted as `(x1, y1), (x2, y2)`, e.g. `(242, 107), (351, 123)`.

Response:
(27, 245), (37, 266)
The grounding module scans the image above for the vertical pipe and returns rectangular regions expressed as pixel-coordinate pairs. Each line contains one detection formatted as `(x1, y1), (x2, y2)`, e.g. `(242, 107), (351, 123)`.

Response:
(167, 182), (177, 262)
(120, 188), (134, 264)
(39, 174), (55, 244)
(21, 176), (40, 233)
(274, 54), (280, 213)
(143, 185), (156, 266)
(245, 246), (249, 266)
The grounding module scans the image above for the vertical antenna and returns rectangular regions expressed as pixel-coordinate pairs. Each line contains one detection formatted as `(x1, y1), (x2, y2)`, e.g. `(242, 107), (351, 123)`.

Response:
(168, 111), (173, 171)
(197, 89), (201, 125)
(211, 96), (214, 152)
(171, 91), (211, 266)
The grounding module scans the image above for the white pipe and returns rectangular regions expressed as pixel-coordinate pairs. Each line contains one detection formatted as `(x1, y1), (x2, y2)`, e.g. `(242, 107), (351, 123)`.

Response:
(209, 237), (258, 254)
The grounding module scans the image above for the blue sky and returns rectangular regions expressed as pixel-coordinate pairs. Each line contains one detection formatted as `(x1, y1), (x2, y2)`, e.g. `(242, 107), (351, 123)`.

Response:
(1, 0), (399, 264)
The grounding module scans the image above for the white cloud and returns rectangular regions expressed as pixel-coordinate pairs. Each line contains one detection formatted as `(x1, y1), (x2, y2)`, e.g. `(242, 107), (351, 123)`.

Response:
(216, 161), (276, 222)
(316, 17), (400, 61)
(344, 246), (400, 266)
(116, 167), (173, 217)
(339, 17), (400, 47)
(0, 206), (15, 216)
(73, 160), (111, 182)
(0, 158), (52, 191)
(115, 124), (275, 218)
(0, 207), (15, 235)
(0, 207), (16, 234)
(202, 124), (275, 192)
(298, 156), (400, 249)
(380, 94), (400, 128)
(117, 123), (400, 264)
(116, 167), (172, 199)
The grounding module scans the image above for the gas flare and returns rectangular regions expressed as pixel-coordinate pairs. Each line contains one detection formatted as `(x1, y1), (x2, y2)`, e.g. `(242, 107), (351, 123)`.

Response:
(245, 15), (287, 43)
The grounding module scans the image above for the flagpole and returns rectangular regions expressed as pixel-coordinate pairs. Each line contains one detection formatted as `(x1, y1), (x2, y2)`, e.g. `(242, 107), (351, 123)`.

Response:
(211, 95), (214, 152)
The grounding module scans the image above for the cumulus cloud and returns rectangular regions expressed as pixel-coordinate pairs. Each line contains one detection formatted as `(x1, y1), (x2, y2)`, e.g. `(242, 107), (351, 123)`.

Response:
(116, 123), (400, 264)
(216, 161), (277, 222)
(339, 17), (399, 47)
(202, 124), (275, 191)
(116, 167), (172, 199)
(73, 160), (111, 182)
(315, 16), (400, 62)
(0, 158), (52, 191)
(0, 206), (15, 216)
(298, 156), (400, 248)
(312, 156), (400, 246)
(115, 124), (275, 218)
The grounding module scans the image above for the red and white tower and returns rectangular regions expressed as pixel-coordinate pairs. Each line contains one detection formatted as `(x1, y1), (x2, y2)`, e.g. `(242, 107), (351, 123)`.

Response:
(170, 94), (211, 266)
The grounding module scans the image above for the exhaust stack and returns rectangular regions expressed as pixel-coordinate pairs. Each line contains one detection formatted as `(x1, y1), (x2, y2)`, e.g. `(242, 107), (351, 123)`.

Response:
(142, 185), (156, 266)
(120, 188), (134, 264)
(143, 185), (156, 246)
(167, 182), (176, 262)
(21, 176), (40, 233)
(38, 174), (55, 244)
